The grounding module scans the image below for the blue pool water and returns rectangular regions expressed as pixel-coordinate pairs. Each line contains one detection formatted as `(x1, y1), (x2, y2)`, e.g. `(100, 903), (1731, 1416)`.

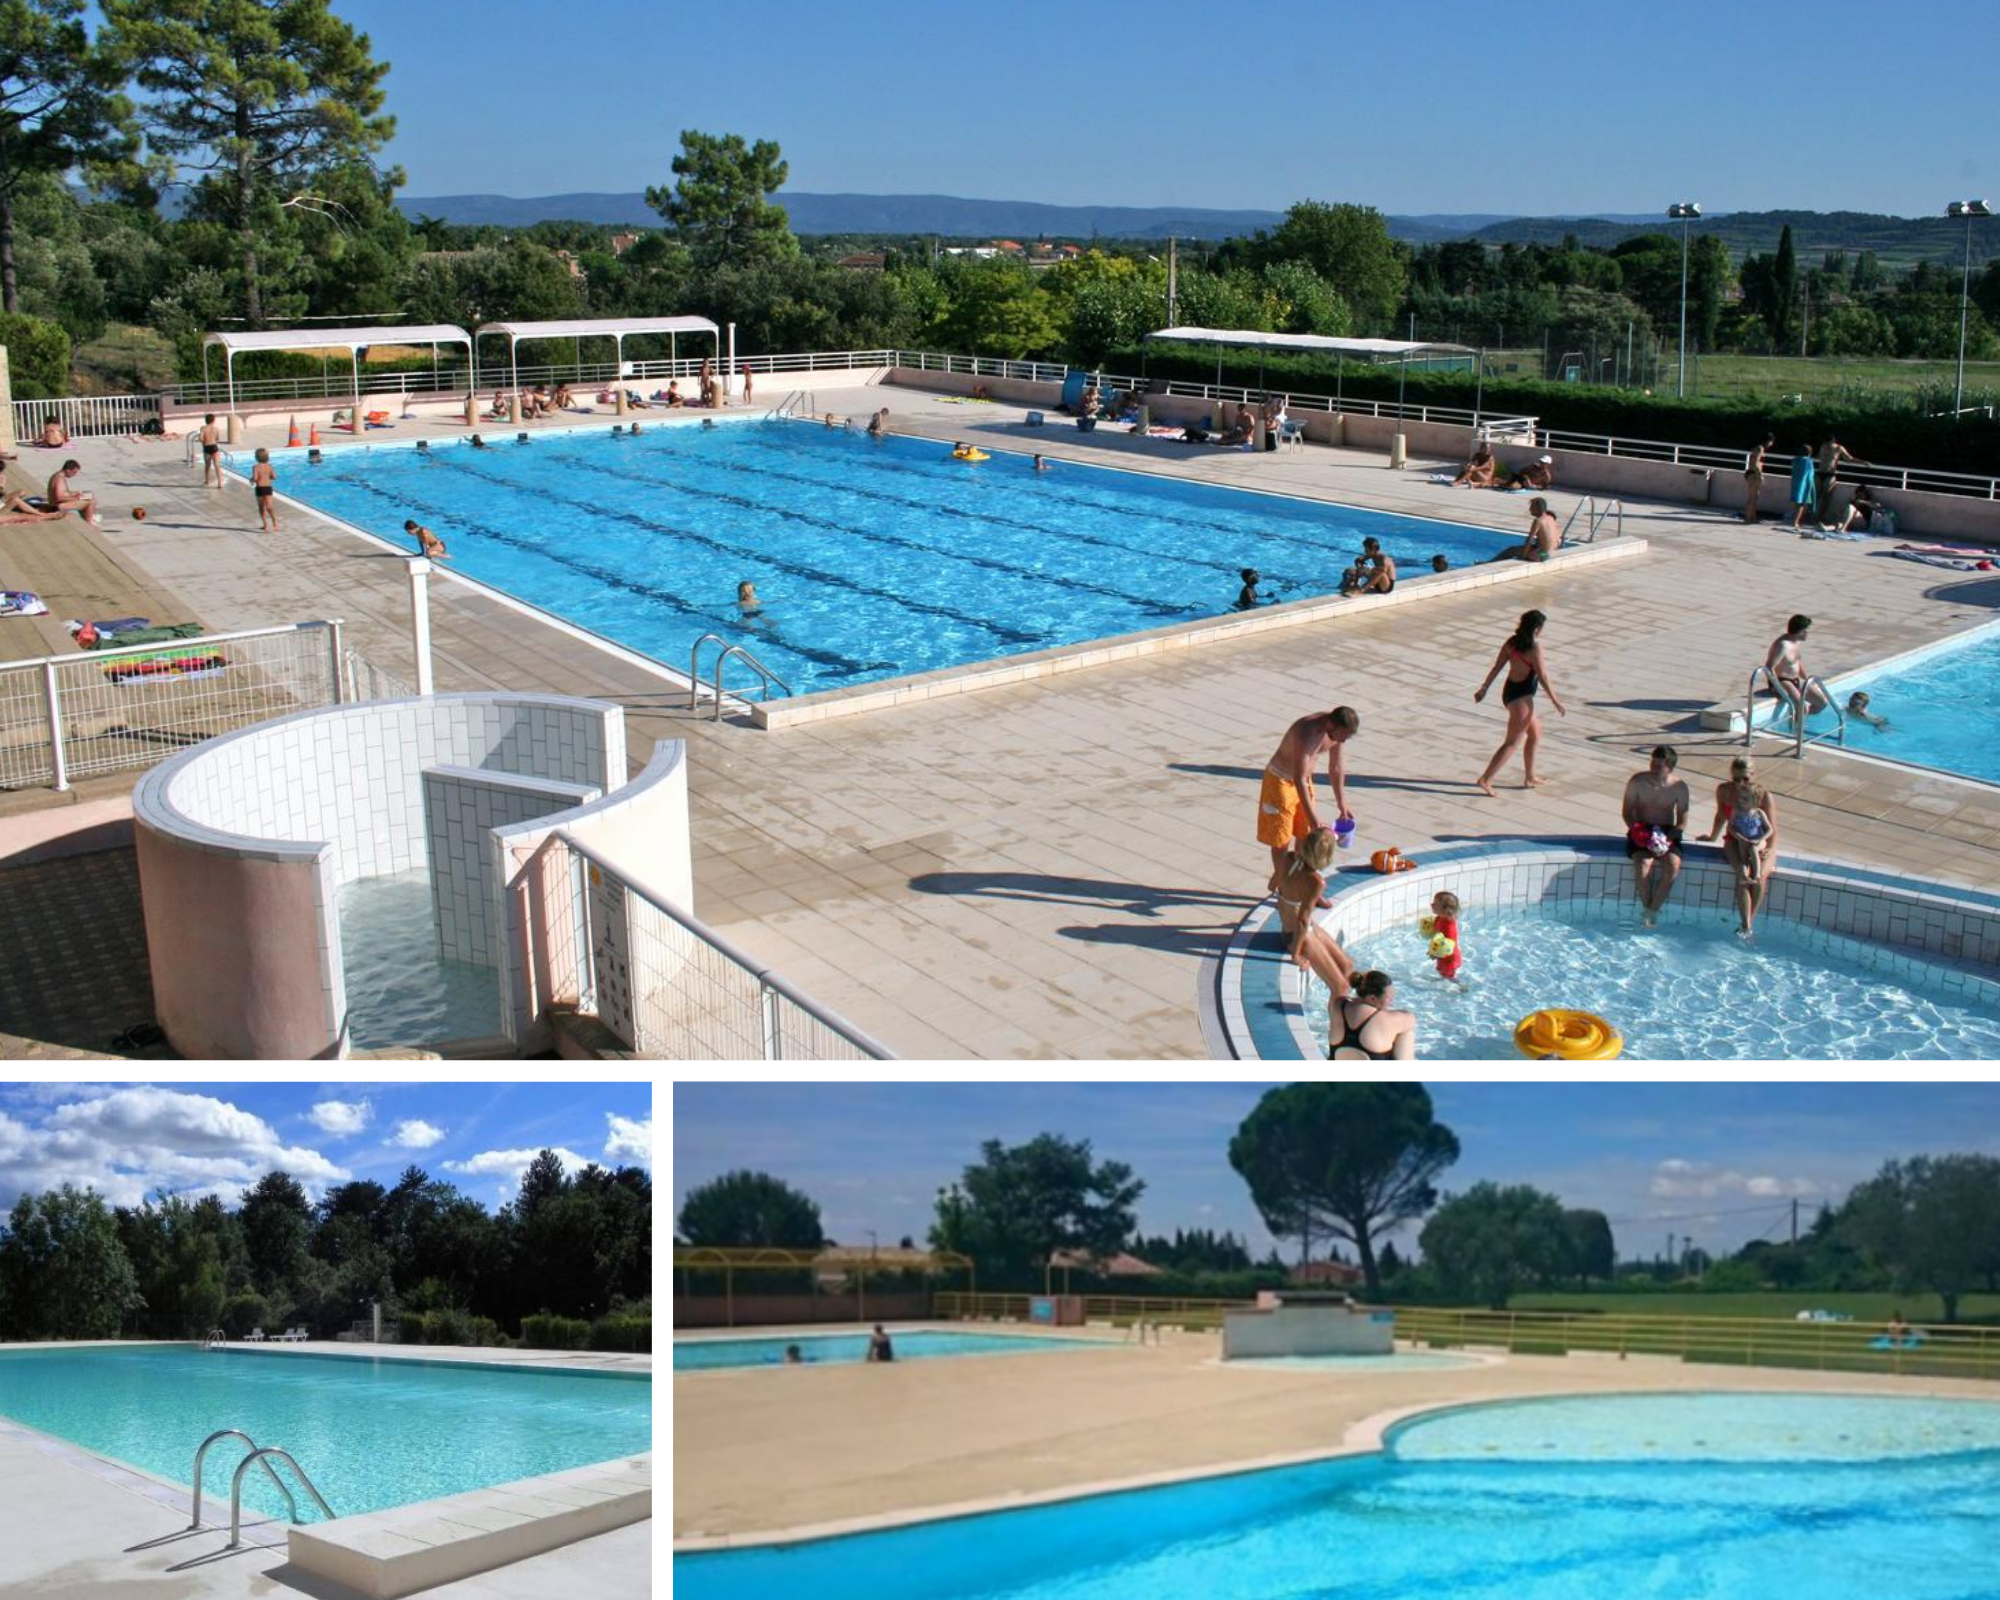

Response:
(256, 423), (1512, 695)
(674, 1330), (1102, 1371)
(1783, 624), (2000, 786)
(1311, 898), (2000, 1059)
(0, 1345), (648, 1521)
(673, 1394), (2000, 1600)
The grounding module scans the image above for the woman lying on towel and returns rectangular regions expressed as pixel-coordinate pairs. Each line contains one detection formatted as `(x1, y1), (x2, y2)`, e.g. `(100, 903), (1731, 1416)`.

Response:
(0, 491), (64, 525)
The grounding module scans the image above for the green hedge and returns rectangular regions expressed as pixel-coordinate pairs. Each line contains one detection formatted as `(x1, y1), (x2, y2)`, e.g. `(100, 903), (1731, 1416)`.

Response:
(587, 1316), (651, 1352)
(219, 1292), (272, 1338)
(0, 312), (74, 400)
(1116, 344), (2000, 477)
(401, 1309), (507, 1347)
(520, 1313), (592, 1350)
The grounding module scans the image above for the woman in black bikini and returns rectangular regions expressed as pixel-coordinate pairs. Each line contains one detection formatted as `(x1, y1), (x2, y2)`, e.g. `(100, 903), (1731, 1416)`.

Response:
(1328, 970), (1418, 1061)
(1473, 609), (1567, 796)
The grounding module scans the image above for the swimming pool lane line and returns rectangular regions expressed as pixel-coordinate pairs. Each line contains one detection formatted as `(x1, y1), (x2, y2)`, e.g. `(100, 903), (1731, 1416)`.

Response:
(424, 451), (1052, 652)
(544, 448), (1201, 622)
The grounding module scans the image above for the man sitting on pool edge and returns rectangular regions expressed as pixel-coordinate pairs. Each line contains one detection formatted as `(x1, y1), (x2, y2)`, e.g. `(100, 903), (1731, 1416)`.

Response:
(1622, 745), (1690, 927)
(865, 1325), (895, 1363)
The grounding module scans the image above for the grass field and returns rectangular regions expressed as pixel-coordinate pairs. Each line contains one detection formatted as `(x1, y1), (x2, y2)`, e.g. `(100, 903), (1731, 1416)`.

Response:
(1474, 345), (2000, 407)
(1511, 1290), (2000, 1325)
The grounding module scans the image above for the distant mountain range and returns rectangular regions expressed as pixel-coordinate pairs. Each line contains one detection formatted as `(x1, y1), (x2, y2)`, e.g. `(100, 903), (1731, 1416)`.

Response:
(388, 192), (1989, 267)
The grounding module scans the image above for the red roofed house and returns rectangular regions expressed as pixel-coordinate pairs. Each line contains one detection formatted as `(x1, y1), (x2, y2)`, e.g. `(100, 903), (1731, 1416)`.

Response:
(1288, 1259), (1364, 1288)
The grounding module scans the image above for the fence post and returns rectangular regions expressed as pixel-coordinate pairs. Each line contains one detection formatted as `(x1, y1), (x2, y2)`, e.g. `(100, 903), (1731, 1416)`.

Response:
(326, 618), (346, 705)
(761, 983), (782, 1059)
(406, 558), (435, 695)
(41, 660), (68, 792)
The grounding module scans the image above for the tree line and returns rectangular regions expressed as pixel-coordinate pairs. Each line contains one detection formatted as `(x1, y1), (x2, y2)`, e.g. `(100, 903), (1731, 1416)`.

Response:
(676, 1085), (2000, 1322)
(0, 1148), (651, 1348)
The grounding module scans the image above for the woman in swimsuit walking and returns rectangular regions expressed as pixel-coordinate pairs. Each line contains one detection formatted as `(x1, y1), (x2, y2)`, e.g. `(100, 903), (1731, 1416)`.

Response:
(1328, 969), (1418, 1061)
(1700, 755), (1780, 939)
(1473, 609), (1567, 796)
(1274, 828), (1355, 994)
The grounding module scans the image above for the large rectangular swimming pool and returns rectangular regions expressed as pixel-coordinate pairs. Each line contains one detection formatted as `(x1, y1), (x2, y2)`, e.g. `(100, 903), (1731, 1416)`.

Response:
(255, 422), (1514, 695)
(674, 1329), (1104, 1370)
(1788, 618), (2000, 787)
(0, 1345), (650, 1521)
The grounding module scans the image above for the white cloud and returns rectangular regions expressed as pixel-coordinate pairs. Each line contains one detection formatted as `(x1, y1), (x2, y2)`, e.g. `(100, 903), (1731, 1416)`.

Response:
(443, 1147), (589, 1188)
(1649, 1158), (1819, 1201)
(0, 1088), (349, 1211)
(604, 1114), (651, 1165)
(309, 1099), (373, 1135)
(388, 1119), (446, 1149)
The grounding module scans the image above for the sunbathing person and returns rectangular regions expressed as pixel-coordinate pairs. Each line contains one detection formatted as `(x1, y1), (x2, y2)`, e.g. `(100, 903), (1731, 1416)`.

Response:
(665, 380), (684, 407)
(552, 383), (574, 409)
(39, 415), (69, 447)
(1220, 410), (1256, 448)
(1830, 482), (1881, 534)
(45, 461), (99, 523)
(1452, 442), (1497, 487)
(485, 388), (511, 420)
(624, 389), (653, 409)
(0, 491), (63, 525)
(1502, 454), (1556, 490)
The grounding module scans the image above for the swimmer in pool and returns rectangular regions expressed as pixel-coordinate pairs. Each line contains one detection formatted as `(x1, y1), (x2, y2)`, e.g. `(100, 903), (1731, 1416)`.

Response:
(1846, 690), (1891, 731)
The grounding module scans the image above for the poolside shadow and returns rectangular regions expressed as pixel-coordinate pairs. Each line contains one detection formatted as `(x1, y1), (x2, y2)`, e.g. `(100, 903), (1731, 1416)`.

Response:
(1587, 698), (1710, 713)
(908, 870), (1252, 921)
(1916, 575), (2000, 609)
(1054, 919), (1243, 959)
(125, 1527), (208, 1552)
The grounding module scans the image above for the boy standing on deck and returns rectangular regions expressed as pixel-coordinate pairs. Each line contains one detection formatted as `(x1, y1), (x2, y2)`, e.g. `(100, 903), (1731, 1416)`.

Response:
(251, 447), (279, 533)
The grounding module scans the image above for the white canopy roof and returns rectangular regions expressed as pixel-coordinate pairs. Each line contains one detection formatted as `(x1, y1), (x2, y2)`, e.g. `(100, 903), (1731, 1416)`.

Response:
(472, 316), (719, 343)
(201, 324), (471, 354)
(1147, 326), (1474, 357)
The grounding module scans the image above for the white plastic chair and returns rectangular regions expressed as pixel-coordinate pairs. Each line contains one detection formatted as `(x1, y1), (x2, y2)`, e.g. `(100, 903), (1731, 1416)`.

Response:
(1276, 418), (1305, 451)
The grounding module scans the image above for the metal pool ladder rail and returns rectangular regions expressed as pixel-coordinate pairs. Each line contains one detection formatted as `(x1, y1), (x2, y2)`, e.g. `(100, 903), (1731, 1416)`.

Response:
(1561, 496), (1624, 544)
(200, 1327), (228, 1351)
(688, 633), (794, 721)
(186, 1430), (335, 1545)
(1745, 665), (1846, 757)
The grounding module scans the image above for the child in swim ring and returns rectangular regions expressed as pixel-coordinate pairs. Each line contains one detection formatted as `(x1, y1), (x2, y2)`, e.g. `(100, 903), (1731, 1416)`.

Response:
(1427, 891), (1463, 980)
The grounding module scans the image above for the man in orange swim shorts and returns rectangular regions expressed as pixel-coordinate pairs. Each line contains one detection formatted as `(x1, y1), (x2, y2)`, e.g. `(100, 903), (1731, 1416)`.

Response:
(1259, 706), (1360, 894)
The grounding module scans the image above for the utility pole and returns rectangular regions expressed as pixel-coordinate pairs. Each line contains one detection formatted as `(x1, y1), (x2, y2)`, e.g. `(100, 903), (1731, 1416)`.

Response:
(1167, 236), (1178, 327)
(1791, 1197), (1799, 1245)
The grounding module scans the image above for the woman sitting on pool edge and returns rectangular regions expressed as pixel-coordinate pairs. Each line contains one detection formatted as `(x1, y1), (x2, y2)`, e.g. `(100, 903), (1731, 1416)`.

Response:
(1700, 755), (1780, 939)
(1274, 828), (1355, 994)
(1328, 970), (1418, 1061)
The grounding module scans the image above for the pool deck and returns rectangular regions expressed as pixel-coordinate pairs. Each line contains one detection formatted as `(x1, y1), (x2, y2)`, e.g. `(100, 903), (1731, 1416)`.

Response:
(672, 1321), (2000, 1545)
(10, 390), (2000, 1057)
(0, 1338), (652, 1598)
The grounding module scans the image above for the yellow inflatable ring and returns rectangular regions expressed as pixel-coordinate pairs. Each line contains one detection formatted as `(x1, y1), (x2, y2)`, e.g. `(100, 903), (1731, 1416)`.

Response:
(1514, 1009), (1623, 1060)
(952, 447), (990, 462)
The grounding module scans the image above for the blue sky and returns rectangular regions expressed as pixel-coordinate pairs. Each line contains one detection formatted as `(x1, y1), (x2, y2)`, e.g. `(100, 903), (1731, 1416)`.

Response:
(0, 1081), (651, 1213)
(305, 0), (1995, 215)
(672, 1083), (2000, 1262)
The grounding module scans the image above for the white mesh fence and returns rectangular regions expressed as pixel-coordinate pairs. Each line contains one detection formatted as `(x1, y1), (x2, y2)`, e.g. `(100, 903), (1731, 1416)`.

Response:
(0, 622), (343, 790)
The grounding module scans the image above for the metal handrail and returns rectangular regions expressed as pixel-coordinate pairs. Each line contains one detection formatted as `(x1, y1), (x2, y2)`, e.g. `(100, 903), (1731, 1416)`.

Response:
(549, 827), (897, 1059)
(228, 1447), (335, 1548)
(200, 1327), (228, 1351)
(687, 633), (792, 719)
(1746, 665), (1846, 756)
(186, 1430), (301, 1531)
(1561, 496), (1624, 545)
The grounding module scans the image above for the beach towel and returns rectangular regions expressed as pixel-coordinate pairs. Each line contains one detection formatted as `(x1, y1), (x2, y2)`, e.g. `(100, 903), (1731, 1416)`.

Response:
(78, 622), (204, 649)
(1798, 528), (1870, 541)
(1428, 473), (1457, 484)
(1898, 542), (1997, 558)
(1888, 550), (1997, 572)
(0, 590), (47, 617)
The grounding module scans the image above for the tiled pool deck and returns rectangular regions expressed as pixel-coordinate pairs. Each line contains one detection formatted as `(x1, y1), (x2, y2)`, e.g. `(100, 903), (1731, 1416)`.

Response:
(0, 1339), (650, 1598)
(673, 1321), (2000, 1544)
(8, 388), (2000, 1057)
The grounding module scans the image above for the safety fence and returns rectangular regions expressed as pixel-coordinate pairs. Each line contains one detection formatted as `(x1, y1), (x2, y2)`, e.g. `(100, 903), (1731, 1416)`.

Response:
(11, 394), (163, 441)
(522, 828), (894, 1060)
(57, 345), (2000, 500)
(0, 621), (344, 791)
(934, 1294), (2000, 1379)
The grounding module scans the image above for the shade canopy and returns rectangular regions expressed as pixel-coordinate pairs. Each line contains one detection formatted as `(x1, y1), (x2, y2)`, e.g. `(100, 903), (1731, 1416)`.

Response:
(200, 324), (474, 414)
(472, 316), (719, 344)
(1148, 326), (1475, 357)
(201, 324), (472, 356)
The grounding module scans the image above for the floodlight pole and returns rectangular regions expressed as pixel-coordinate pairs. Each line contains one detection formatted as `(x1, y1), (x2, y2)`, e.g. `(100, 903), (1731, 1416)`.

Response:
(1668, 203), (1701, 399)
(1950, 201), (1992, 415)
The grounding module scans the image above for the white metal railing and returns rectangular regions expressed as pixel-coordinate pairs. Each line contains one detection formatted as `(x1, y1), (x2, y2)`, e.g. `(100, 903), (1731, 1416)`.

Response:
(341, 649), (417, 703)
(524, 829), (894, 1059)
(11, 394), (163, 439)
(688, 633), (792, 718)
(0, 620), (344, 792)
(1746, 665), (1846, 757)
(1561, 497), (1625, 544)
(226, 1446), (334, 1547)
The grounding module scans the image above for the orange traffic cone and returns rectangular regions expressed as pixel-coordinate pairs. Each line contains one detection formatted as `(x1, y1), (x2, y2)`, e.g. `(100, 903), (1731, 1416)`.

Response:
(308, 423), (319, 447)
(287, 416), (301, 447)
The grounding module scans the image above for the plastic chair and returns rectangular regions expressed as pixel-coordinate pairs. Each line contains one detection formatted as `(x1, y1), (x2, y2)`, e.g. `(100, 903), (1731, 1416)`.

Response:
(1277, 419), (1306, 451)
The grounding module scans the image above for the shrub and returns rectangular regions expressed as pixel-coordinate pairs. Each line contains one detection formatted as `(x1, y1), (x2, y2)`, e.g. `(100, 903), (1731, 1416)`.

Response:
(425, 1307), (471, 1346)
(219, 1292), (271, 1339)
(466, 1316), (506, 1347)
(0, 312), (74, 400)
(399, 1311), (430, 1345)
(588, 1316), (651, 1352)
(520, 1312), (591, 1350)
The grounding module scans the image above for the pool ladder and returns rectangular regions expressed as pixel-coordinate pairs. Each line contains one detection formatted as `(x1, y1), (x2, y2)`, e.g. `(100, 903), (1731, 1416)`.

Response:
(1745, 665), (1846, 758)
(200, 1327), (228, 1351)
(689, 633), (793, 721)
(1561, 496), (1624, 544)
(187, 1429), (337, 1549)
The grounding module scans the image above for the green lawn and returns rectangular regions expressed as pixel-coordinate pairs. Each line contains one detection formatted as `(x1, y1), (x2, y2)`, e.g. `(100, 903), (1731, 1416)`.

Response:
(1511, 1290), (2000, 1325)
(1474, 346), (2000, 407)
